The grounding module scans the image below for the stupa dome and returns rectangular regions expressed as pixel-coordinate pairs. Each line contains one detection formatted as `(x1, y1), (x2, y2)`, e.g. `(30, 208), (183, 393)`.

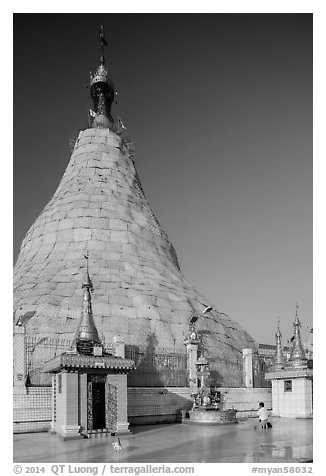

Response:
(13, 26), (256, 386)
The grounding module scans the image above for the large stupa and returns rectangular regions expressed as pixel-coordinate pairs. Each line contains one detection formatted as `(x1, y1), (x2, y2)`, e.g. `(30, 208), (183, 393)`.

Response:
(14, 27), (256, 385)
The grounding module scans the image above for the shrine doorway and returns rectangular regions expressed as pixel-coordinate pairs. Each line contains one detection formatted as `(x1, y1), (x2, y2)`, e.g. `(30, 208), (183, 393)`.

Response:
(87, 375), (107, 430)
(92, 381), (106, 429)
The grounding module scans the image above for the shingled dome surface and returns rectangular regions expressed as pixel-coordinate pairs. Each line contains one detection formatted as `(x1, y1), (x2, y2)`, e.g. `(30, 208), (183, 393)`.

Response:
(14, 26), (258, 387)
(14, 127), (256, 385)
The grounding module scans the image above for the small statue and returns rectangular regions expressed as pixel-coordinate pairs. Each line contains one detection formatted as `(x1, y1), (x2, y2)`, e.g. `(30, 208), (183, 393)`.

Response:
(189, 324), (197, 341)
(203, 395), (211, 406)
(213, 391), (221, 403)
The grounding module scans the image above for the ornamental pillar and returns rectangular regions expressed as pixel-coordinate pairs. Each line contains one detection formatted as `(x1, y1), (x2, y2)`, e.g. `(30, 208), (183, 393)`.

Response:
(13, 324), (26, 394)
(242, 348), (253, 388)
(184, 324), (199, 393)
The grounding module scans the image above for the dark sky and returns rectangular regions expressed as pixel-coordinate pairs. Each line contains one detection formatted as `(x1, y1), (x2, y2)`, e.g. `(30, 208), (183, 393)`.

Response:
(13, 13), (312, 344)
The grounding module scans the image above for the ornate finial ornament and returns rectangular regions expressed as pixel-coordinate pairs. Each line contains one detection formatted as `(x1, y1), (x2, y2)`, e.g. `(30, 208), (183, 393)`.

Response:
(99, 24), (108, 65)
(288, 304), (308, 368)
(74, 254), (101, 355)
(273, 318), (286, 370)
(276, 317), (281, 335)
(82, 251), (93, 291)
(89, 25), (115, 129)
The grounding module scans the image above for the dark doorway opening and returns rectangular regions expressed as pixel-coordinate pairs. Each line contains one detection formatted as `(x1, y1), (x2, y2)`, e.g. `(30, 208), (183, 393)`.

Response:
(92, 382), (106, 429)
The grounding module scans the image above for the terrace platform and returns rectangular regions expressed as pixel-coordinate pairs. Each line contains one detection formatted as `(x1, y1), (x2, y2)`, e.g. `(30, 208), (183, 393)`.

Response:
(13, 417), (312, 463)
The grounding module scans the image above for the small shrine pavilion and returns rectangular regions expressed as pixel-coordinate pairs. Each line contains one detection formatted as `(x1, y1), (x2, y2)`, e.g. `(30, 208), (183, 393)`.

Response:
(43, 258), (134, 439)
(266, 306), (313, 418)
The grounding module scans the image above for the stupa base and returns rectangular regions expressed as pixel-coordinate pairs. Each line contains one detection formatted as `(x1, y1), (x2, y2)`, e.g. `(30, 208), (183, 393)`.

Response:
(188, 408), (237, 425)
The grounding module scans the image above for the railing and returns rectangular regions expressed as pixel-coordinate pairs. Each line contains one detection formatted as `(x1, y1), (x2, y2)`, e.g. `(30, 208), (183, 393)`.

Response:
(22, 336), (270, 388)
(125, 345), (188, 387)
(25, 336), (73, 386)
(23, 336), (188, 387)
(24, 336), (115, 386)
(253, 353), (273, 388)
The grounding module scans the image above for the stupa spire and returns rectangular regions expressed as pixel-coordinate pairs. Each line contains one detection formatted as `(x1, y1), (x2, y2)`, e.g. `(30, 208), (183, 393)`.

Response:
(13, 28), (257, 387)
(74, 254), (101, 355)
(99, 24), (107, 65)
(89, 25), (115, 129)
(288, 304), (308, 368)
(273, 318), (286, 370)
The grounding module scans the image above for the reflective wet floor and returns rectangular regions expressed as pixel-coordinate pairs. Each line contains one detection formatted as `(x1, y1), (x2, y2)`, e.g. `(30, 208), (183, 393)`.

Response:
(13, 417), (312, 463)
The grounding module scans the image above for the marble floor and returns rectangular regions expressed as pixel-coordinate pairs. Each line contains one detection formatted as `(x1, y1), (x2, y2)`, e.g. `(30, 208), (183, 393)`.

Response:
(13, 417), (313, 463)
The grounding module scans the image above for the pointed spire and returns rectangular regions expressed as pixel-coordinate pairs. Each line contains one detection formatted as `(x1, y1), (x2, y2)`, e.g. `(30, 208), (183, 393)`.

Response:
(82, 251), (93, 290)
(273, 318), (286, 370)
(288, 304), (308, 368)
(74, 254), (101, 355)
(89, 25), (115, 129)
(99, 24), (108, 65)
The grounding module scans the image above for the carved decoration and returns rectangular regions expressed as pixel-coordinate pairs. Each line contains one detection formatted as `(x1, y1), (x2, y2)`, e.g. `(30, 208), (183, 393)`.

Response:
(105, 378), (117, 432)
(87, 381), (93, 430)
(90, 374), (106, 384)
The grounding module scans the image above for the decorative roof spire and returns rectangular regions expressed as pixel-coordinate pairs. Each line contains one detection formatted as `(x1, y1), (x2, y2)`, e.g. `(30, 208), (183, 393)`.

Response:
(273, 318), (286, 370)
(83, 250), (93, 290)
(74, 253), (101, 355)
(288, 304), (308, 368)
(89, 25), (115, 129)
